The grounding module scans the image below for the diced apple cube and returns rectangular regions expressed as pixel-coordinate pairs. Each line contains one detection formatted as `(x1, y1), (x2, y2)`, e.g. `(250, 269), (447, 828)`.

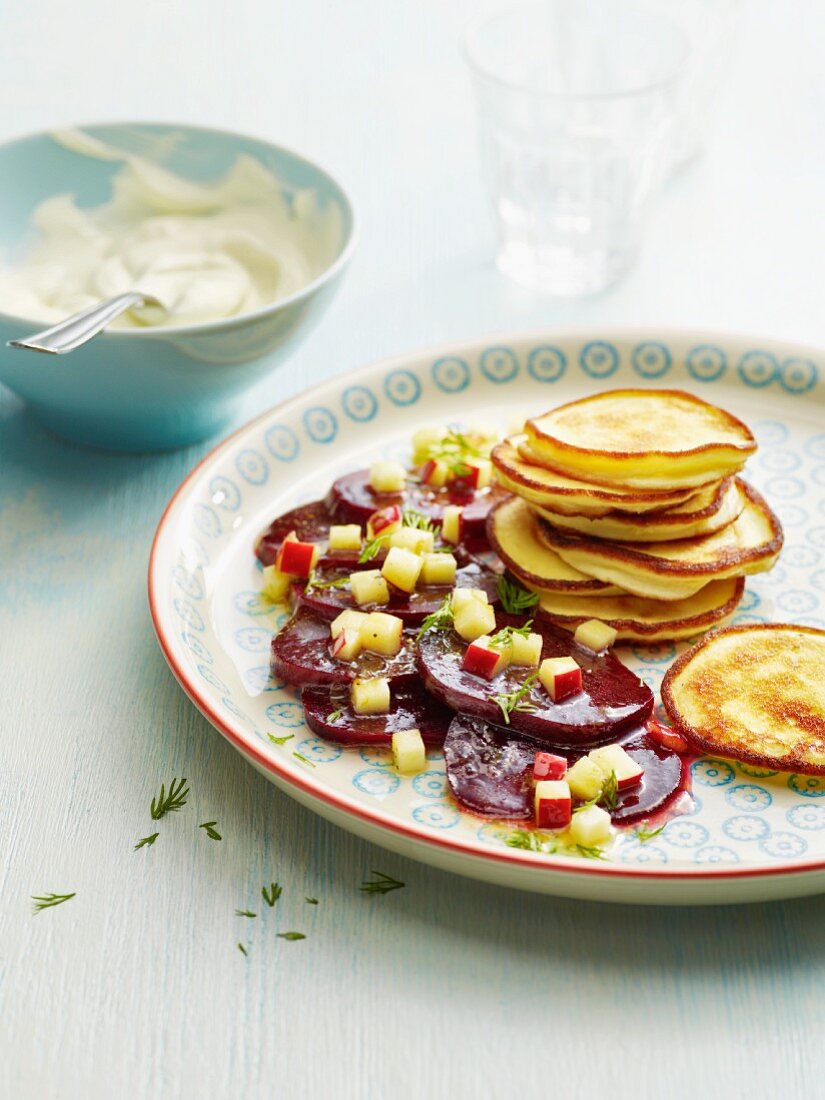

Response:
(350, 569), (390, 606)
(535, 780), (572, 829)
(329, 628), (363, 661)
(359, 611), (404, 656)
(573, 618), (618, 653)
(411, 424), (447, 464)
(329, 524), (362, 551)
(367, 505), (403, 540)
(566, 756), (605, 802)
(392, 728), (427, 775)
(389, 527), (435, 555)
(465, 458), (492, 490)
(450, 587), (488, 614)
(421, 459), (450, 488)
(350, 677), (391, 715)
(381, 546), (423, 594)
(569, 804), (613, 847)
(538, 656), (582, 703)
(330, 608), (368, 639)
(533, 752), (567, 782)
(588, 743), (644, 791)
(261, 564), (292, 602)
(277, 535), (319, 578)
(462, 636), (511, 679)
(647, 717), (690, 754)
(420, 553), (458, 586)
(441, 505), (463, 545)
(453, 600), (497, 642)
(370, 461), (407, 494)
(510, 631), (542, 668)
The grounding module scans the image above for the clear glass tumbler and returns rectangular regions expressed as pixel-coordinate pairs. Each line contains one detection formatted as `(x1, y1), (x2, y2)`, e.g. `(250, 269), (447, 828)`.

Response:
(465, 0), (690, 296)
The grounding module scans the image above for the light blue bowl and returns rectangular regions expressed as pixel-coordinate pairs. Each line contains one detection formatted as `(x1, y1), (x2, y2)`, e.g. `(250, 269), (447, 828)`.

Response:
(0, 122), (356, 451)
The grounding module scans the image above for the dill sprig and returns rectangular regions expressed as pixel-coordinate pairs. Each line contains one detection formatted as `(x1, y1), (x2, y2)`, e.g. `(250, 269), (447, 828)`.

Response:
(574, 770), (618, 813)
(199, 821), (222, 841)
(488, 621), (533, 650)
(277, 931), (306, 941)
(268, 733), (294, 746)
(358, 535), (389, 564)
(293, 751), (316, 768)
(236, 909), (257, 918)
(497, 575), (539, 615)
(492, 671), (539, 725)
(305, 897), (319, 905)
(505, 829), (557, 854)
(134, 833), (159, 851)
(575, 844), (608, 860)
(326, 709), (344, 724)
(416, 593), (453, 640)
(32, 891), (76, 913)
(150, 777), (189, 821)
(262, 883), (282, 907)
(305, 571), (350, 593)
(237, 943), (248, 956)
(634, 824), (664, 843)
(402, 508), (438, 533)
(360, 870), (405, 895)
(424, 428), (486, 476)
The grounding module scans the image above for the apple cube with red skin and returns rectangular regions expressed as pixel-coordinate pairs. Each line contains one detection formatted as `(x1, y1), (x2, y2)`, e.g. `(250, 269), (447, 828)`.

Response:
(533, 752), (567, 782)
(277, 533), (319, 579)
(421, 459), (450, 488)
(329, 628), (362, 662)
(367, 505), (403, 540)
(465, 458), (492, 490)
(588, 743), (644, 791)
(647, 717), (690, 754)
(441, 505), (463, 545)
(538, 656), (582, 703)
(461, 636), (511, 680)
(534, 780), (572, 829)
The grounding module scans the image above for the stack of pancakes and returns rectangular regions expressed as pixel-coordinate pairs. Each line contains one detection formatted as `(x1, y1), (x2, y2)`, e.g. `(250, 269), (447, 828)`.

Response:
(489, 389), (784, 643)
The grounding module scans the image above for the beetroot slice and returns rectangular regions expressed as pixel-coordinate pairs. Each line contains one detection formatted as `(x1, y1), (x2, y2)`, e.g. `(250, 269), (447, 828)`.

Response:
(326, 469), (509, 549)
(271, 607), (419, 688)
(297, 560), (501, 624)
(444, 715), (685, 824)
(256, 500), (334, 566)
(417, 618), (652, 748)
(301, 681), (452, 746)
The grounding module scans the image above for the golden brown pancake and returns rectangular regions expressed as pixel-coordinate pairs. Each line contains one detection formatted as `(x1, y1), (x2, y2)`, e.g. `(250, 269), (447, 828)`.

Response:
(525, 389), (757, 490)
(532, 577), (744, 643)
(539, 482), (783, 601)
(662, 625), (825, 775)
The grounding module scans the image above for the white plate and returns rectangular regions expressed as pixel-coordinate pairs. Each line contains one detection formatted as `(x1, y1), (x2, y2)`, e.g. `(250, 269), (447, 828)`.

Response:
(149, 329), (825, 905)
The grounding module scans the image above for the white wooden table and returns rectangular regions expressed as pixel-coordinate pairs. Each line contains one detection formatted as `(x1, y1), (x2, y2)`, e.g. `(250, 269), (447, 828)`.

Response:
(3, 2), (824, 1096)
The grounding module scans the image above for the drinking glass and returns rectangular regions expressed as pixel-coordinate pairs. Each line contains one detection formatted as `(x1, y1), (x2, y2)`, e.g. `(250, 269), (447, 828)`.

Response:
(465, 0), (690, 296)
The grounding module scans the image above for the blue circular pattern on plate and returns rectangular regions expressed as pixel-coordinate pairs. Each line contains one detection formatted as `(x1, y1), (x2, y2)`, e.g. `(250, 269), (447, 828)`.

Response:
(759, 832), (808, 858)
(358, 747), (393, 768)
(383, 369), (421, 406)
(432, 356), (470, 393)
(632, 642), (676, 665)
(620, 844), (668, 865)
(805, 433), (825, 460)
(198, 665), (230, 695)
(411, 770), (447, 800)
(686, 345), (727, 382)
(765, 475), (805, 499)
(787, 804), (825, 831)
(759, 449), (801, 473)
(812, 570), (825, 591)
(694, 846), (739, 864)
(352, 769), (401, 796)
(725, 784), (772, 812)
(265, 701), (305, 728)
(174, 598), (204, 631)
(631, 341), (672, 378)
(480, 346), (519, 384)
(296, 737), (343, 763)
(737, 761), (778, 779)
(234, 627), (271, 653)
(411, 802), (460, 828)
(265, 424), (300, 462)
(662, 821), (708, 848)
(813, 466), (825, 488)
(209, 475), (241, 511)
(222, 697), (253, 724)
(182, 631), (212, 662)
(737, 350), (778, 388)
(692, 759), (735, 787)
(193, 503), (222, 539)
(788, 774), (825, 798)
(807, 525), (825, 547)
(780, 357), (818, 395)
(754, 420), (788, 446)
(235, 448), (269, 485)
(173, 565), (204, 600)
(722, 815), (770, 841)
(777, 589), (819, 615)
(579, 341), (619, 378)
(245, 666), (281, 693)
(341, 385), (378, 422)
(234, 590), (272, 616)
(738, 588), (762, 611)
(784, 545), (821, 568)
(527, 345), (566, 383)
(303, 406), (338, 444)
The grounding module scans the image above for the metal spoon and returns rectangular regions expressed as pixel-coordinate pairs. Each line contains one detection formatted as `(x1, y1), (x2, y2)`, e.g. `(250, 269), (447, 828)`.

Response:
(7, 291), (166, 354)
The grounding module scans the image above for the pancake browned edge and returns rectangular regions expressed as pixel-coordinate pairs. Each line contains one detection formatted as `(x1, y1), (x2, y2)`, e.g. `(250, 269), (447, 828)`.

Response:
(661, 624), (825, 775)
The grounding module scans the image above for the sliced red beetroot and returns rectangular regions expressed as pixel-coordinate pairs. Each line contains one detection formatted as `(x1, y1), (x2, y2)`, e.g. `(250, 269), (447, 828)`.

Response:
(444, 715), (685, 824)
(326, 469), (509, 549)
(271, 607), (418, 688)
(297, 560), (501, 624)
(256, 499), (334, 566)
(417, 617), (652, 748)
(301, 681), (452, 746)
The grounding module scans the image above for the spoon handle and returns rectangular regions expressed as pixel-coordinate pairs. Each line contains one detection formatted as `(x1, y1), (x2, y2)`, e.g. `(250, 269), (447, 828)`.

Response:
(7, 291), (162, 354)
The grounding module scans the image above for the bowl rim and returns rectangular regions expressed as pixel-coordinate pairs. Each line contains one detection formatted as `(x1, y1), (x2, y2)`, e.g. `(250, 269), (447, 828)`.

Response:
(0, 118), (358, 338)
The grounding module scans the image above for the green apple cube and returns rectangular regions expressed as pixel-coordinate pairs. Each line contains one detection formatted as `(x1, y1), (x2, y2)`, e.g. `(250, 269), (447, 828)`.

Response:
(573, 618), (618, 653)
(392, 728), (426, 775)
(328, 524), (363, 551)
(569, 804), (613, 847)
(388, 527), (435, 555)
(350, 570), (390, 606)
(358, 611), (404, 656)
(330, 608), (368, 639)
(330, 628), (363, 661)
(450, 587), (488, 614)
(510, 631), (542, 667)
(441, 505), (463, 545)
(420, 552), (457, 586)
(350, 677), (391, 715)
(588, 743), (644, 789)
(261, 564), (292, 603)
(369, 461), (407, 493)
(381, 546), (423, 593)
(566, 756), (605, 802)
(411, 424), (447, 464)
(453, 600), (496, 642)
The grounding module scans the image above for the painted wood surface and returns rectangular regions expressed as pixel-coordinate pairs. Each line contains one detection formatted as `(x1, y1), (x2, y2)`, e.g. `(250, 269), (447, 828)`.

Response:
(2, 1), (824, 1096)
